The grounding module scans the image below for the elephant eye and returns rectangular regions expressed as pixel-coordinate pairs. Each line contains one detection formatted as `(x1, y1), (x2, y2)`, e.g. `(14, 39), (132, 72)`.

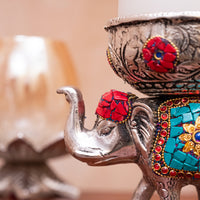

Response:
(99, 126), (115, 136)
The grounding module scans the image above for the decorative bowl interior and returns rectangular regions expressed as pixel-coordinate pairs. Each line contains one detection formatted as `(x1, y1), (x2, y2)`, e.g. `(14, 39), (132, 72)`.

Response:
(105, 11), (200, 96)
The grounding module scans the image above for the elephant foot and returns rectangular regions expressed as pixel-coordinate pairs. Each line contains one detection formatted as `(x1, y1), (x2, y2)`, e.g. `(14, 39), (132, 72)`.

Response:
(156, 179), (181, 200)
(132, 178), (154, 200)
(0, 162), (80, 199)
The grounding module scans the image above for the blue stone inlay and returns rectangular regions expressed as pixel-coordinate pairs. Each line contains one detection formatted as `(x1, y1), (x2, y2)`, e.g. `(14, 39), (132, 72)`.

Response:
(164, 152), (172, 166)
(183, 163), (198, 171)
(176, 84), (184, 88)
(194, 132), (200, 142)
(189, 103), (200, 113)
(165, 138), (176, 153)
(185, 154), (198, 166)
(182, 112), (193, 123)
(171, 107), (190, 117)
(193, 112), (200, 121)
(176, 137), (180, 144)
(177, 143), (185, 149)
(161, 101), (200, 174)
(188, 84), (196, 88)
(170, 127), (183, 138)
(156, 51), (162, 59)
(170, 158), (183, 170)
(170, 116), (183, 127)
(174, 150), (186, 162)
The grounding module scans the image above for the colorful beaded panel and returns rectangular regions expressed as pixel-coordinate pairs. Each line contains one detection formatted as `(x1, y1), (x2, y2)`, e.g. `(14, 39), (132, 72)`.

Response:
(152, 97), (200, 179)
(143, 36), (179, 73)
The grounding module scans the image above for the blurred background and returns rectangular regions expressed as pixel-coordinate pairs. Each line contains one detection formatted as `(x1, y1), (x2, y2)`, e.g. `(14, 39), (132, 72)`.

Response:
(0, 0), (195, 197)
(0, 0), (143, 193)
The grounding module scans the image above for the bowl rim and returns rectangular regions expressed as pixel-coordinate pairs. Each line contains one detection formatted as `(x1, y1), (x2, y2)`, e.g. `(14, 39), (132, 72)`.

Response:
(105, 11), (200, 30)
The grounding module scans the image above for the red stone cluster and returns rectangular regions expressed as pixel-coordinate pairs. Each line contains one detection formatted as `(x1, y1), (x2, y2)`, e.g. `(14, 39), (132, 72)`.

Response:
(95, 90), (132, 123)
(143, 36), (178, 73)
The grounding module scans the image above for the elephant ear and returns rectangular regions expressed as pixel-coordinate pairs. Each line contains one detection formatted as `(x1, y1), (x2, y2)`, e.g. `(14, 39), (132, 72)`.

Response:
(128, 102), (155, 157)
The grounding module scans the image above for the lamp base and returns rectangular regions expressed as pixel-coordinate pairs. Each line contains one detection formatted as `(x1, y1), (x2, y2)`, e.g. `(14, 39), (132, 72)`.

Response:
(0, 162), (80, 200)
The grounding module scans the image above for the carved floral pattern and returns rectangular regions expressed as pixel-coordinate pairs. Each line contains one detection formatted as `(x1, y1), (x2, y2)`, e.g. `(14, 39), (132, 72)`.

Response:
(179, 116), (200, 156)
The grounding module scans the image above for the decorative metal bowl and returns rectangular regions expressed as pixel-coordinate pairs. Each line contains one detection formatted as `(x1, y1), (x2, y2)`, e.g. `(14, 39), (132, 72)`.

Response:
(105, 11), (200, 96)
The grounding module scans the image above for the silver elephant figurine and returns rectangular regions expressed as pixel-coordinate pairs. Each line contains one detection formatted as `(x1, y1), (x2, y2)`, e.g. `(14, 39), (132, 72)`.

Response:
(58, 86), (200, 200)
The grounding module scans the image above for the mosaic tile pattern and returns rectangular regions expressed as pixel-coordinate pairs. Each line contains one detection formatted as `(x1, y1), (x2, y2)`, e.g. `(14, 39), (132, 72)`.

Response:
(152, 97), (200, 179)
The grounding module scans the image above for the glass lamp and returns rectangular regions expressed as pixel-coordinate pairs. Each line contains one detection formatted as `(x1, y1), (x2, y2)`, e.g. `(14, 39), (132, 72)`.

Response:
(0, 35), (79, 199)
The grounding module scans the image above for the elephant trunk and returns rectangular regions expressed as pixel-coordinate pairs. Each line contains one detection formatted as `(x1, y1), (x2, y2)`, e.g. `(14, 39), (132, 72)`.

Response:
(57, 87), (102, 164)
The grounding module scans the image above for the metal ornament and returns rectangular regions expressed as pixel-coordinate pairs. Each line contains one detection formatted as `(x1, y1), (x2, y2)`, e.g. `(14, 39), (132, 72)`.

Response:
(105, 11), (200, 96)
(58, 12), (200, 200)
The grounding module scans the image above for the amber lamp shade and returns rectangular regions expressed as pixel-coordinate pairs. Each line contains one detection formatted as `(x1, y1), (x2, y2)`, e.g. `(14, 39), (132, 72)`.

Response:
(0, 36), (79, 199)
(0, 35), (78, 153)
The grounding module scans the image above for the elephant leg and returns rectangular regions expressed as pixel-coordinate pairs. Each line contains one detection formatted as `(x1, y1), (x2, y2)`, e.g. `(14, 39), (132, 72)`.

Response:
(156, 179), (181, 200)
(132, 178), (154, 200)
(195, 186), (200, 200)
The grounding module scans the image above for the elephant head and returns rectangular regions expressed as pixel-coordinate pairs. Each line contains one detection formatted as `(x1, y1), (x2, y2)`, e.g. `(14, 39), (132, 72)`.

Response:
(57, 87), (155, 166)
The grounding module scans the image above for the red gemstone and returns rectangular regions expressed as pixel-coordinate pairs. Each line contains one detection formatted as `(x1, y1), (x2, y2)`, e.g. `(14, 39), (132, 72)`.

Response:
(161, 166), (168, 174)
(154, 37), (162, 45)
(154, 154), (161, 161)
(166, 101), (173, 107)
(155, 146), (162, 153)
(182, 97), (189, 104)
(161, 113), (168, 120)
(194, 173), (200, 179)
(96, 107), (109, 118)
(160, 60), (174, 69)
(111, 112), (124, 121)
(174, 99), (181, 105)
(110, 100), (118, 110)
(143, 49), (152, 62)
(103, 108), (111, 118)
(170, 170), (177, 177)
(147, 38), (156, 48)
(113, 91), (128, 101)
(186, 172), (193, 178)
(154, 163), (161, 171)
(164, 44), (177, 53)
(102, 91), (113, 102)
(161, 121), (168, 129)
(124, 102), (129, 112)
(163, 53), (176, 62)
(160, 130), (167, 137)
(177, 172), (185, 178)
(101, 100), (110, 107)
(115, 102), (127, 115)
(148, 60), (168, 73)
(160, 106), (167, 112)
(158, 137), (165, 145)
(157, 41), (166, 51)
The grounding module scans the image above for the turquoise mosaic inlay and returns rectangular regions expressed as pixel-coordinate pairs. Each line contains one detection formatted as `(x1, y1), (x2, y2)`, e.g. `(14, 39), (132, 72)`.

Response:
(152, 97), (200, 179)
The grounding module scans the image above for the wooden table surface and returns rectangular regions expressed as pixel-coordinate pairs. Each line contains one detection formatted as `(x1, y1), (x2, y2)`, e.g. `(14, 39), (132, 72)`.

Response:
(79, 192), (192, 200)
(45, 192), (194, 200)
(1, 192), (194, 200)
